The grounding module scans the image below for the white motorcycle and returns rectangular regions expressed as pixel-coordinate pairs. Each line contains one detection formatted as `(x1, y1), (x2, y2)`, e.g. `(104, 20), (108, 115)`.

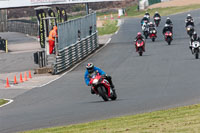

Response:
(191, 41), (200, 59)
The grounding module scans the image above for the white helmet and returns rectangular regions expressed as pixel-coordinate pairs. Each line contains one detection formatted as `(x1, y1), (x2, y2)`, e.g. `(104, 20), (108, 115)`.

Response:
(149, 22), (153, 25)
(155, 11), (158, 14)
(167, 17), (170, 20)
(187, 14), (191, 17)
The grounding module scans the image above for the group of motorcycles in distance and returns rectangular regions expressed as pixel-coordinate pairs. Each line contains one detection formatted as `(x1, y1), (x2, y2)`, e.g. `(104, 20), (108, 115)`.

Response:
(135, 12), (173, 56)
(185, 14), (200, 59)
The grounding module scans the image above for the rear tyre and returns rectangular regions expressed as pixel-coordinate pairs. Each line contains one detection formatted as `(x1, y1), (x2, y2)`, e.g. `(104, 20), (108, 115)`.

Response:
(152, 38), (155, 42)
(97, 86), (109, 101)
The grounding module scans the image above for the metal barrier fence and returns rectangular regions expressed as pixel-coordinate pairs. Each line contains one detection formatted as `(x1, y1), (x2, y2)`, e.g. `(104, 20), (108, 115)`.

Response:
(57, 12), (96, 50)
(50, 13), (98, 74)
(7, 21), (38, 36)
(53, 32), (98, 74)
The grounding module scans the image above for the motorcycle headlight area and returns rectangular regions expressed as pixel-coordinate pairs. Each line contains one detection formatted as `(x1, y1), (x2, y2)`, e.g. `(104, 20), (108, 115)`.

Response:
(153, 30), (156, 33)
(92, 79), (99, 85)
(187, 28), (190, 31)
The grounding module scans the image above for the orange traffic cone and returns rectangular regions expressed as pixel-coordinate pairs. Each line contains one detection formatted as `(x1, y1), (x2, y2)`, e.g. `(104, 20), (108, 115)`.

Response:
(29, 70), (32, 79)
(20, 73), (23, 83)
(24, 72), (28, 81)
(5, 78), (10, 88)
(14, 75), (18, 84)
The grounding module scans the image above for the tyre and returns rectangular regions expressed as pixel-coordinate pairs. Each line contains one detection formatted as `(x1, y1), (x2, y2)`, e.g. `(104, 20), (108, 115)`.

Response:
(110, 89), (117, 100)
(167, 37), (171, 45)
(194, 49), (199, 59)
(97, 86), (109, 101)
(144, 32), (148, 39)
(152, 38), (155, 42)
(138, 47), (143, 56)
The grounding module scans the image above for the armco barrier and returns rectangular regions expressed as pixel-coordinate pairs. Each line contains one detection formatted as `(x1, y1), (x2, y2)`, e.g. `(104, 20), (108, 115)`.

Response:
(53, 32), (98, 74)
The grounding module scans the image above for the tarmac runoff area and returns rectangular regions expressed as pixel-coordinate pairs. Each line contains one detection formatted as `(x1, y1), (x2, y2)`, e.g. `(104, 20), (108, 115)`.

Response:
(0, 32), (113, 99)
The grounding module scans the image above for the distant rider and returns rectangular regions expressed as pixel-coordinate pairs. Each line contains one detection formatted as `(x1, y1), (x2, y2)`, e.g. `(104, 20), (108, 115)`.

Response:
(145, 12), (150, 19)
(185, 14), (194, 27)
(135, 32), (145, 52)
(153, 11), (161, 18)
(162, 24), (173, 35)
(165, 17), (173, 32)
(141, 15), (149, 26)
(190, 31), (200, 52)
(84, 63), (115, 94)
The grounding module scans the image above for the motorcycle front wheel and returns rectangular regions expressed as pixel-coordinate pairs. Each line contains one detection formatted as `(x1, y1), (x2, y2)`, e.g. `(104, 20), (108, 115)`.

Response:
(167, 37), (171, 45)
(194, 48), (199, 59)
(110, 89), (117, 100)
(97, 86), (109, 101)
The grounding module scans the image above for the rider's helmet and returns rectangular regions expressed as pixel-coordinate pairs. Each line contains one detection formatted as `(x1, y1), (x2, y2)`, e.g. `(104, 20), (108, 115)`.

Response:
(86, 63), (94, 74)
(167, 17), (170, 20)
(149, 22), (153, 25)
(137, 32), (142, 37)
(155, 11), (158, 14)
(192, 31), (197, 40)
(187, 14), (191, 17)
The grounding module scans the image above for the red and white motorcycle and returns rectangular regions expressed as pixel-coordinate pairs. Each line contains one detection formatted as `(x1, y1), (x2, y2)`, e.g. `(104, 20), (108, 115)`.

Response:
(164, 31), (173, 45)
(149, 28), (157, 42)
(89, 72), (117, 101)
(135, 39), (145, 56)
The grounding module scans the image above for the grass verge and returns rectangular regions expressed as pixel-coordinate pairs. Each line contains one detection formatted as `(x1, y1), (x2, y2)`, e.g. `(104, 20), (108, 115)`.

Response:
(97, 20), (118, 36)
(0, 99), (8, 106)
(21, 103), (200, 133)
(126, 4), (200, 17)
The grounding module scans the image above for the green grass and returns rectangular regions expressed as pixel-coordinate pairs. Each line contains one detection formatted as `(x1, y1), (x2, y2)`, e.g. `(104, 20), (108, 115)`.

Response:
(126, 4), (200, 17)
(21, 103), (200, 133)
(97, 20), (118, 36)
(0, 99), (8, 106)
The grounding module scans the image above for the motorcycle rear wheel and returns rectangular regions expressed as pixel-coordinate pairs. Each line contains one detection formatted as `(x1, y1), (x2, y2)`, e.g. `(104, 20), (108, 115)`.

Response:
(97, 86), (109, 101)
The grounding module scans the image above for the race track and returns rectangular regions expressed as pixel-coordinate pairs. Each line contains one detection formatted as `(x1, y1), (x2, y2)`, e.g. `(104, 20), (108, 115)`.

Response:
(1, 9), (200, 133)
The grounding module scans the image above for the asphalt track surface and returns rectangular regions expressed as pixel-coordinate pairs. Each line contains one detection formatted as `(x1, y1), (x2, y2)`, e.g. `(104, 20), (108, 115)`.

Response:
(1, 10), (200, 133)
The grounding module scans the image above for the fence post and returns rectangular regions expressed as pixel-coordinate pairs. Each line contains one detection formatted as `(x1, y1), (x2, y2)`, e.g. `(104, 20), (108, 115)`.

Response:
(5, 40), (8, 53)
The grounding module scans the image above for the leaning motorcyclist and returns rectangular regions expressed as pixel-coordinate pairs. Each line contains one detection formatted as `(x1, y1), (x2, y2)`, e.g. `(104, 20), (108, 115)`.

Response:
(153, 11), (161, 18)
(185, 14), (194, 27)
(135, 32), (145, 52)
(162, 24), (173, 35)
(84, 63), (115, 94)
(141, 15), (149, 26)
(190, 31), (200, 51)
